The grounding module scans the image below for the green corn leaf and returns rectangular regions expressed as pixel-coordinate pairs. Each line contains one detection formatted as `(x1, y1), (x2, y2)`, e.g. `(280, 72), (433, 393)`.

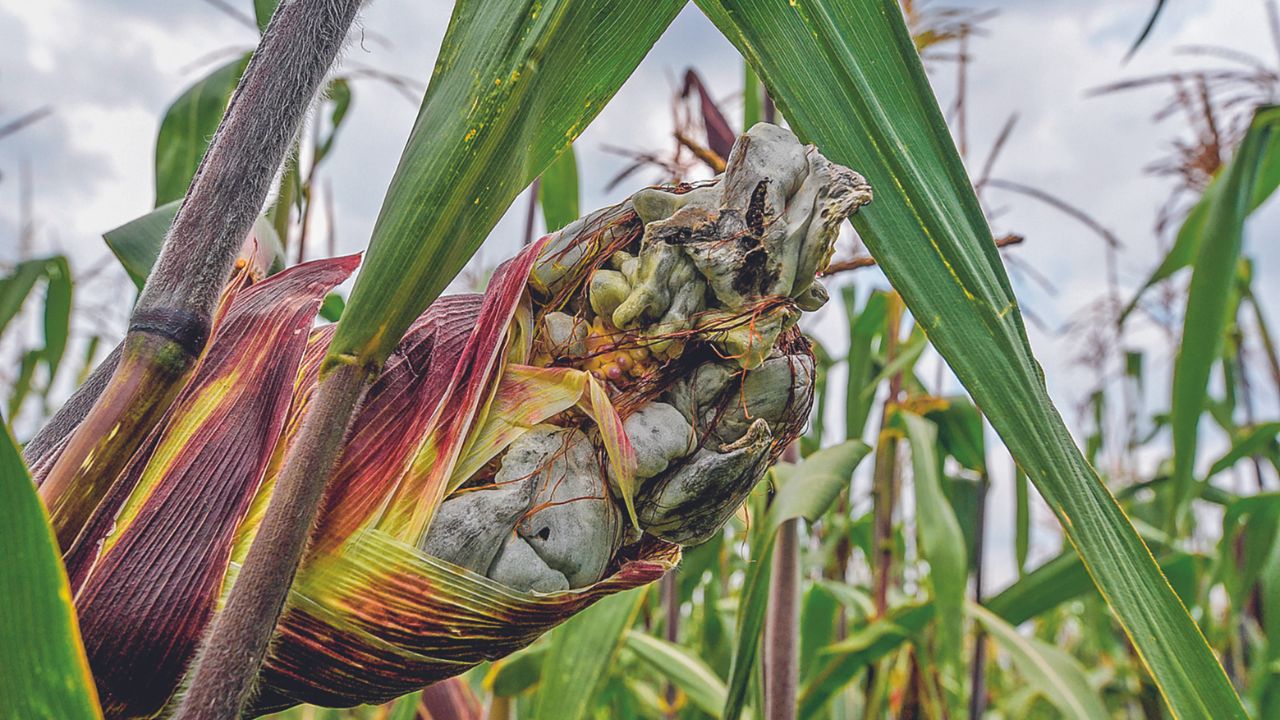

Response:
(798, 601), (934, 718)
(538, 143), (580, 233)
(41, 256), (72, 391)
(530, 587), (647, 720)
(1207, 422), (1280, 479)
(154, 54), (251, 206)
(743, 63), (762, 131)
(8, 350), (40, 420)
(1170, 107), (1280, 529)
(696, 1), (1244, 715)
(624, 630), (727, 717)
(841, 286), (887, 440)
(104, 201), (181, 287)
(926, 396), (986, 475)
(1014, 465), (1029, 577)
(859, 324), (926, 402)
(387, 691), (425, 720)
(104, 201), (284, 289)
(0, 256), (73, 407)
(327, 0), (685, 371)
(988, 549), (1196, 627)
(1123, 106), (1280, 320)
(0, 258), (50, 338)
(722, 439), (870, 720)
(0, 421), (102, 718)
(318, 292), (346, 322)
(312, 78), (353, 168)
(798, 584), (839, 682)
(970, 603), (1108, 720)
(1126, 0), (1168, 59)
(1217, 494), (1280, 596)
(901, 412), (967, 711)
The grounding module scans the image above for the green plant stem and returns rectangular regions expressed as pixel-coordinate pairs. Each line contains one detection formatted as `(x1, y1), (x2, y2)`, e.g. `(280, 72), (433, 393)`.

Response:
(174, 361), (371, 720)
(36, 0), (362, 530)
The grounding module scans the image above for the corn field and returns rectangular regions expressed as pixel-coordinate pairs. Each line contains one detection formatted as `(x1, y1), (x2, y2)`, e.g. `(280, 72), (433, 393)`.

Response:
(1, 1), (1278, 718)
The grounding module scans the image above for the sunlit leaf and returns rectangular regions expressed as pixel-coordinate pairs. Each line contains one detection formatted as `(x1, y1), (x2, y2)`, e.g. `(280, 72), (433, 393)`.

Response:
(67, 257), (358, 717)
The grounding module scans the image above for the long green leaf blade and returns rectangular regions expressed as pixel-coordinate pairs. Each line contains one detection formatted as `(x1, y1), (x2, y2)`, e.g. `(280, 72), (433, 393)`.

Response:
(902, 412), (967, 709)
(538, 143), (580, 233)
(327, 0), (685, 370)
(0, 422), (102, 719)
(1122, 107), (1280, 319)
(41, 256), (73, 390)
(1169, 107), (1280, 526)
(695, 1), (1244, 716)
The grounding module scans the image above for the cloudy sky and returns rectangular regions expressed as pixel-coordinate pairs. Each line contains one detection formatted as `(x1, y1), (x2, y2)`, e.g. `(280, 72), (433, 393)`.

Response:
(2, 0), (1276, 587)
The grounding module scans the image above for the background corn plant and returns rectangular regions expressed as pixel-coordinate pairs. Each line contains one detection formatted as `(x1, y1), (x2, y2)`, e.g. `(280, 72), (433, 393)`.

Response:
(2, 0), (1277, 718)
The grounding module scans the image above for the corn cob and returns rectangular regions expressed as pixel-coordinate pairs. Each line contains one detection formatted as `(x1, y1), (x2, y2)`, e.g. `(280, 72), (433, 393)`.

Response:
(30, 124), (870, 717)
